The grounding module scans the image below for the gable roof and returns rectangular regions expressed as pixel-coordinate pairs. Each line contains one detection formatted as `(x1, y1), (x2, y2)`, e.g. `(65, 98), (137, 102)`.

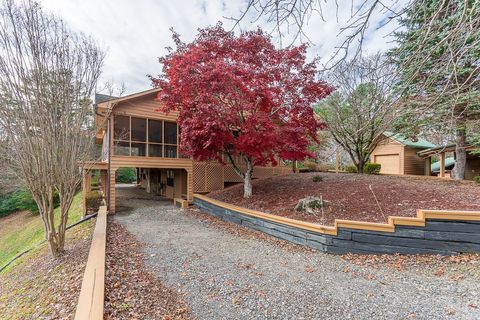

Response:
(383, 131), (436, 149)
(96, 88), (161, 109)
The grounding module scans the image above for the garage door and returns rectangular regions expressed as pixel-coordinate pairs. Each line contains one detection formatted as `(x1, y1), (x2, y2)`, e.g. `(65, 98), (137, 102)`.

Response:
(374, 154), (400, 174)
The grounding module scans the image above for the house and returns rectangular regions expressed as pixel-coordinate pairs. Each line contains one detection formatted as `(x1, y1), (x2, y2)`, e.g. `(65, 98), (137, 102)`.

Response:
(417, 144), (480, 180)
(83, 88), (291, 214)
(370, 131), (436, 175)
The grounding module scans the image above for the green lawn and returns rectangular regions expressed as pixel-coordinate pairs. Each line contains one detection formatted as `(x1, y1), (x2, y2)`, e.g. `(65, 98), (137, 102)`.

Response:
(0, 192), (84, 268)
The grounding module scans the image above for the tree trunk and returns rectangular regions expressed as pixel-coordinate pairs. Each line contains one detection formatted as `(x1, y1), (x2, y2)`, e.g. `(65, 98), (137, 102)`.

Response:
(452, 125), (467, 180)
(356, 158), (365, 174)
(243, 159), (253, 198)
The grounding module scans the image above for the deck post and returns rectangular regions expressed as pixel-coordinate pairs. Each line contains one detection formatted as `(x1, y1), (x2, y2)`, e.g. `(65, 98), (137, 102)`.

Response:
(425, 157), (431, 176)
(440, 152), (446, 178)
(187, 169), (193, 202)
(109, 169), (116, 213)
(81, 169), (89, 217)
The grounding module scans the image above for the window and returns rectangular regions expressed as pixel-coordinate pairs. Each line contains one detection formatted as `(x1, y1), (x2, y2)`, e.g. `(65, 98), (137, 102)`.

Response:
(148, 144), (163, 157)
(114, 141), (130, 156)
(148, 119), (162, 143)
(166, 170), (174, 187)
(131, 117), (146, 142)
(164, 122), (177, 144)
(131, 143), (146, 156)
(114, 115), (130, 140)
(165, 145), (177, 158)
(113, 115), (180, 158)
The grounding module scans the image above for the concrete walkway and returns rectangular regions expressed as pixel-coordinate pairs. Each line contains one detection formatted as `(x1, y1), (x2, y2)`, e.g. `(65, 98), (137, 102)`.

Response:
(112, 185), (480, 319)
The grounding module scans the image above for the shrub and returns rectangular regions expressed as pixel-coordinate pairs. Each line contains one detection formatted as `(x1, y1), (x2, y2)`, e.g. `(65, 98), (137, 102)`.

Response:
(91, 181), (98, 187)
(116, 167), (137, 183)
(474, 176), (480, 184)
(363, 163), (381, 175)
(305, 161), (318, 172)
(0, 193), (17, 217)
(312, 175), (323, 182)
(345, 165), (358, 173)
(0, 189), (59, 217)
(85, 191), (102, 212)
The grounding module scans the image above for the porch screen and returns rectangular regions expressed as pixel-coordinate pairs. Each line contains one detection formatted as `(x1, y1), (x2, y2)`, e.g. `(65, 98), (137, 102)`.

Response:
(113, 114), (179, 158)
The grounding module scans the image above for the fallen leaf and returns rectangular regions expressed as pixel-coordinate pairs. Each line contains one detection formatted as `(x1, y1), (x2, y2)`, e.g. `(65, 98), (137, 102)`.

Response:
(435, 268), (445, 277)
(449, 274), (464, 282)
(305, 266), (315, 273)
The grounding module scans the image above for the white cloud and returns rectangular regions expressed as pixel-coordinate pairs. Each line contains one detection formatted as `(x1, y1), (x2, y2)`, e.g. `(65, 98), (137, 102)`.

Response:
(39, 0), (405, 94)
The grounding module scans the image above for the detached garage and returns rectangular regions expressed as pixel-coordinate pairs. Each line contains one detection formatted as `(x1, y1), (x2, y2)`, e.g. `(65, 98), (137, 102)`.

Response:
(370, 132), (436, 176)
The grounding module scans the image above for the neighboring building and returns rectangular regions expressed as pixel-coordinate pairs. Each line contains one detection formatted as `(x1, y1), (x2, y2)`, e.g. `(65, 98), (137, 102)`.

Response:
(370, 131), (436, 175)
(417, 144), (480, 180)
(83, 88), (291, 213)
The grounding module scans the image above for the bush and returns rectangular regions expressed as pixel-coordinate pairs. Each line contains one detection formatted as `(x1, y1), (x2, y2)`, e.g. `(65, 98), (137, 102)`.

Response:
(474, 176), (480, 184)
(85, 190), (102, 212)
(116, 167), (137, 183)
(363, 163), (381, 175)
(91, 181), (98, 187)
(312, 175), (323, 182)
(345, 165), (358, 173)
(0, 189), (60, 217)
(304, 161), (318, 172)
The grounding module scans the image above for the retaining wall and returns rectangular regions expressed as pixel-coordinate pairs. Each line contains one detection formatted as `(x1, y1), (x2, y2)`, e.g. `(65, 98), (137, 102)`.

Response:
(194, 194), (480, 255)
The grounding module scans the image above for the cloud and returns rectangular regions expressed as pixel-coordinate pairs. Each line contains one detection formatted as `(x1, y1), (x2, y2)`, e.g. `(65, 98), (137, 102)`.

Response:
(39, 0), (404, 94)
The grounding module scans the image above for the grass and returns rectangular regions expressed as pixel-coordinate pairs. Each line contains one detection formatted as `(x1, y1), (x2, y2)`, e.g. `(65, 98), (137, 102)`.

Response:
(0, 192), (84, 268)
(0, 210), (94, 319)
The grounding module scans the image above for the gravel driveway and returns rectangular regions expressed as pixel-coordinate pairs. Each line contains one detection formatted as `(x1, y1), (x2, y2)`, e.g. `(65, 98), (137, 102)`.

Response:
(112, 185), (480, 320)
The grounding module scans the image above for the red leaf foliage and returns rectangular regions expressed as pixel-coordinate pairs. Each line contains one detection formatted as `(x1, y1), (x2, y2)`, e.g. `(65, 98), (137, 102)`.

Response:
(151, 23), (333, 166)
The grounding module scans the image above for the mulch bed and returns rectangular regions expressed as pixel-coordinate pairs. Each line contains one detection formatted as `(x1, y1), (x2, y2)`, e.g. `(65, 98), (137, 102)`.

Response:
(0, 219), (94, 319)
(104, 222), (193, 320)
(208, 172), (480, 226)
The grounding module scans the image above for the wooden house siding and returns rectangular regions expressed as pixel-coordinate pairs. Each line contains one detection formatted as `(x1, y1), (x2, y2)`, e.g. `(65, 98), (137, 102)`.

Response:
(403, 147), (425, 175)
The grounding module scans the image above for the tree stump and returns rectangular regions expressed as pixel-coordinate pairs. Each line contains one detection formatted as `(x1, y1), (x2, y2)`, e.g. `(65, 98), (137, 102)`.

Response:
(294, 196), (327, 215)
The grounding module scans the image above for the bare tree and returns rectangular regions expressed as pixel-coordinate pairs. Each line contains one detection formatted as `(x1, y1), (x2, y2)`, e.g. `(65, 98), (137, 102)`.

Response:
(230, 0), (408, 57)
(315, 53), (397, 172)
(0, 0), (104, 257)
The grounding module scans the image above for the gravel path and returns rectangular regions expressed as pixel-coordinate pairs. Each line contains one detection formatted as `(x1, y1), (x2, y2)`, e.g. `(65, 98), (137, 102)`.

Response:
(112, 185), (480, 320)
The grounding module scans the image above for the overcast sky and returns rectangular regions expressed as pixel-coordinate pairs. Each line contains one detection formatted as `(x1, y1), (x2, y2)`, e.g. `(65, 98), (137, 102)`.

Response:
(40, 0), (405, 95)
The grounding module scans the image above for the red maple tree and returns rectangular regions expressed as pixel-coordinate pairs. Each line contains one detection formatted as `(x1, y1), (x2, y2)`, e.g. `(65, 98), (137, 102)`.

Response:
(151, 24), (333, 197)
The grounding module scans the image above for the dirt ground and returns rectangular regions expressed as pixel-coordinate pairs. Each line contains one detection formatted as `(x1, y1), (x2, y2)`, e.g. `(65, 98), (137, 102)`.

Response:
(208, 172), (480, 226)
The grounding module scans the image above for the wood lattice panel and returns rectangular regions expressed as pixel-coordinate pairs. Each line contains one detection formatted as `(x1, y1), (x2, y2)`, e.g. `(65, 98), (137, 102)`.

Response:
(252, 167), (274, 178)
(205, 163), (224, 191)
(223, 165), (245, 182)
(192, 162), (207, 192)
